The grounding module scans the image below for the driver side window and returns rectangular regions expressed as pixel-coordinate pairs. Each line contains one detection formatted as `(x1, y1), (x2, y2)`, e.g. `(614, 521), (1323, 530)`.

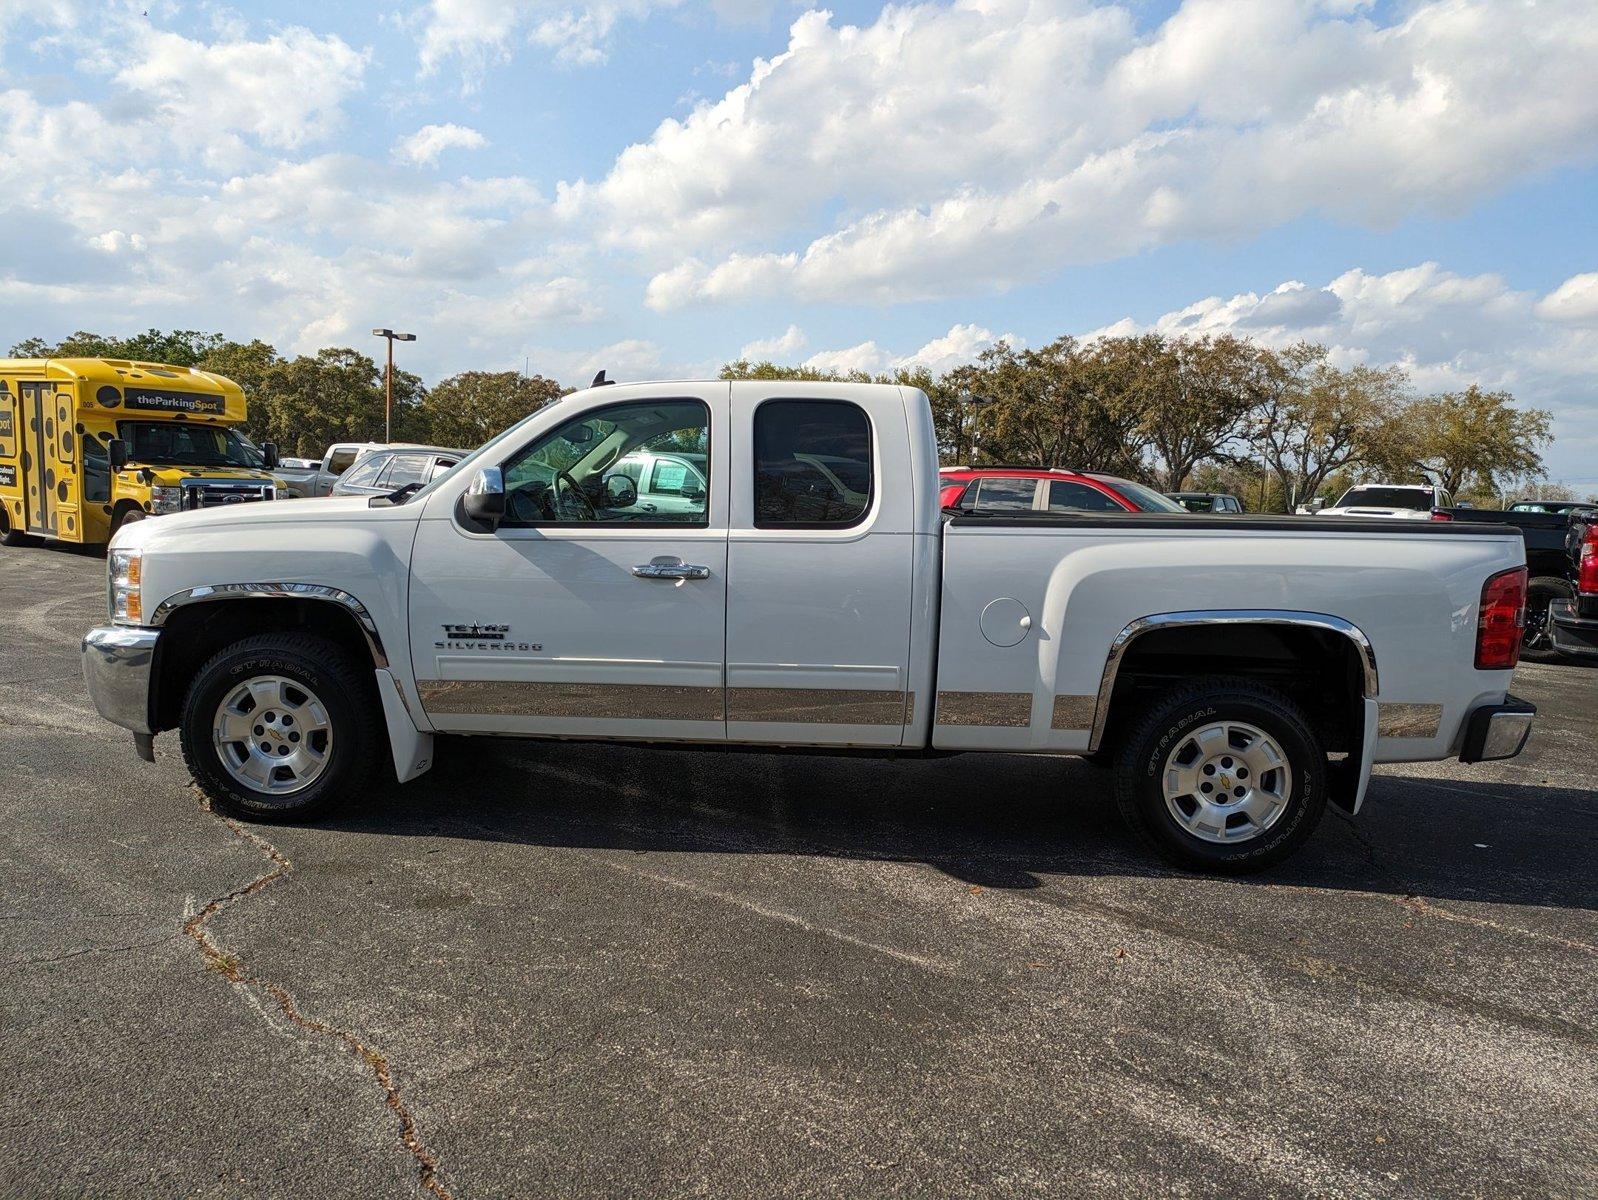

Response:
(500, 399), (711, 528)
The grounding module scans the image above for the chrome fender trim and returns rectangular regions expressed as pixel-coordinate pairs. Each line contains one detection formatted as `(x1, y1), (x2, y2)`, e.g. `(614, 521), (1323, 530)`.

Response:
(149, 582), (389, 668)
(1088, 609), (1379, 752)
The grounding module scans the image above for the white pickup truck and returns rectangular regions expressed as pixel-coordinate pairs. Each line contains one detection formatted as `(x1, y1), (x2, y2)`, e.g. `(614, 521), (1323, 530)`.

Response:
(82, 380), (1535, 872)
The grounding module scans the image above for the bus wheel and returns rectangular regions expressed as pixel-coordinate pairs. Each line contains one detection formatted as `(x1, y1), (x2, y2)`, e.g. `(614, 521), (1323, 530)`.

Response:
(109, 505), (147, 539)
(0, 510), (32, 547)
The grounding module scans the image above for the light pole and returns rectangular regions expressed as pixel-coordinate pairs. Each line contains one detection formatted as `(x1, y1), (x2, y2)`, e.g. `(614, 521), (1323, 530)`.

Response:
(371, 328), (416, 442)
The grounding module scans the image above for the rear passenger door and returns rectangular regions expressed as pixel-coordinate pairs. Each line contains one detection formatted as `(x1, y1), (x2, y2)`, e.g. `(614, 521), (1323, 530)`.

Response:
(1044, 480), (1125, 513)
(725, 384), (915, 746)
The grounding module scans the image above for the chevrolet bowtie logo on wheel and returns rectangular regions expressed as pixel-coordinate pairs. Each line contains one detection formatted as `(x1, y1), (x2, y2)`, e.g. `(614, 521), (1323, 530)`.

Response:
(442, 623), (511, 640)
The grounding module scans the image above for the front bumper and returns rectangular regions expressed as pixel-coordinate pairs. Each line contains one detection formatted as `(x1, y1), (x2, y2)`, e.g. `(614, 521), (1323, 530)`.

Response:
(1458, 695), (1536, 764)
(1549, 598), (1598, 660)
(82, 627), (160, 743)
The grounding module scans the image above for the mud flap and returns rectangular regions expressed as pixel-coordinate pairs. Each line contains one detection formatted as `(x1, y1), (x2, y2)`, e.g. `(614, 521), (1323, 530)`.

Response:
(375, 669), (434, 783)
(1329, 697), (1380, 817)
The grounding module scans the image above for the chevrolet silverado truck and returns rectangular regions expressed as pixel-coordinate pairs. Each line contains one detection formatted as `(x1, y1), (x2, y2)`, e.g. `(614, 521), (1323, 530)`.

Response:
(81, 380), (1536, 872)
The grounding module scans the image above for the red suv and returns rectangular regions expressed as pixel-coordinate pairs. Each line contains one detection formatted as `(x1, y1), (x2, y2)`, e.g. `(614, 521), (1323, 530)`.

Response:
(938, 466), (1188, 514)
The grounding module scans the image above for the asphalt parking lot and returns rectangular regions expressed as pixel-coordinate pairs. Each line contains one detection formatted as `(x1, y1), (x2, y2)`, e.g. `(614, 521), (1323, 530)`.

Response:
(2, 544), (1594, 1199)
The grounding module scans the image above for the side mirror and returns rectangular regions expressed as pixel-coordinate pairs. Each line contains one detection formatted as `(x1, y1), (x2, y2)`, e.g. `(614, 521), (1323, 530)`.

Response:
(462, 466), (506, 531)
(603, 473), (638, 508)
(262, 441), (280, 470)
(108, 439), (129, 472)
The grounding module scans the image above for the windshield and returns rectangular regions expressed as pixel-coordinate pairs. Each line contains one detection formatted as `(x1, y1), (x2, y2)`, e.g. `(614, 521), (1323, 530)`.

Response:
(118, 421), (265, 469)
(1090, 475), (1187, 513)
(1335, 486), (1433, 510)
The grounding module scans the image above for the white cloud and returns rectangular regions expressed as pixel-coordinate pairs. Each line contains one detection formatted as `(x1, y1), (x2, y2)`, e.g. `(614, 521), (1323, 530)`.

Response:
(586, 0), (1598, 308)
(1535, 272), (1598, 326)
(417, 0), (686, 74)
(395, 123), (489, 166)
(801, 322), (1020, 376)
(804, 341), (890, 375)
(113, 26), (370, 162)
(739, 324), (806, 359)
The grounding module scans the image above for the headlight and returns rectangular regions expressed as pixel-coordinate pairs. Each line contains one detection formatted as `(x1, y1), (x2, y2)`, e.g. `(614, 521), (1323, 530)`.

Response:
(149, 485), (183, 514)
(109, 549), (144, 625)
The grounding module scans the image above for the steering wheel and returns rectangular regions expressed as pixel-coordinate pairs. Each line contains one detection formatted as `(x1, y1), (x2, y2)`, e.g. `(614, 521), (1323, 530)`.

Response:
(557, 469), (597, 521)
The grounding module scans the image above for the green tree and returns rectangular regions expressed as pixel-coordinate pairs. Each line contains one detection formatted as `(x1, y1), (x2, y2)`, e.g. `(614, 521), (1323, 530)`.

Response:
(1134, 334), (1262, 491)
(249, 348), (424, 457)
(414, 371), (565, 448)
(10, 328), (227, 365)
(951, 337), (1148, 475)
(1381, 386), (1551, 497)
(1246, 345), (1409, 512)
(719, 359), (872, 383)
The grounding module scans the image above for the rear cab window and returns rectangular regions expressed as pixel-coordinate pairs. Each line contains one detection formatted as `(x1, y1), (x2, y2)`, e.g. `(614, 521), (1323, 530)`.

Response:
(753, 400), (872, 528)
(325, 447), (360, 476)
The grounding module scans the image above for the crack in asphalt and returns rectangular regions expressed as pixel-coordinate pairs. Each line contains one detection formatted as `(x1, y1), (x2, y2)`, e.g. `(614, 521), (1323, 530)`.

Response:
(5, 934), (175, 968)
(183, 802), (454, 1200)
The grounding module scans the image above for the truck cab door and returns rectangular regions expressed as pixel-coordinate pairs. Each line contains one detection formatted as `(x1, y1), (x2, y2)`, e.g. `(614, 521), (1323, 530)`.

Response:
(723, 383), (917, 747)
(408, 385), (730, 742)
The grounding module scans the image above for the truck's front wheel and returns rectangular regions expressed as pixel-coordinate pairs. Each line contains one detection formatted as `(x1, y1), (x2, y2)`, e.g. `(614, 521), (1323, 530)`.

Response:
(179, 633), (383, 822)
(1114, 678), (1327, 873)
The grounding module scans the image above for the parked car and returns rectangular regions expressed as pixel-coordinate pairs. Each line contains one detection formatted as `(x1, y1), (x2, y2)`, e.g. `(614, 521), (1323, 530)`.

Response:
(1549, 513), (1598, 661)
(610, 448), (709, 516)
(1314, 483), (1451, 519)
(1430, 504), (1578, 659)
(330, 445), (468, 498)
(1168, 491), (1244, 514)
(939, 466), (1189, 514)
(84, 379), (1536, 875)
(276, 442), (388, 497)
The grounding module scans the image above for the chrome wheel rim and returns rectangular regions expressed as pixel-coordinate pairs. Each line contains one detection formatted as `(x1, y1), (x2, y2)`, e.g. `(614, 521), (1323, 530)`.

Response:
(212, 675), (334, 797)
(1162, 720), (1293, 844)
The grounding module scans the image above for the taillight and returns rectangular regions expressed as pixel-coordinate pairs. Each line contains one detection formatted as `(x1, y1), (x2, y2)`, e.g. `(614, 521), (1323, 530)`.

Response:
(1578, 523), (1598, 596)
(1430, 509), (1453, 522)
(1475, 566), (1527, 670)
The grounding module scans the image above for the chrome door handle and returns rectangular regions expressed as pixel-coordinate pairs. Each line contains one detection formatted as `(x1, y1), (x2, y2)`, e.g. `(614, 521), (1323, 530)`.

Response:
(632, 563), (710, 580)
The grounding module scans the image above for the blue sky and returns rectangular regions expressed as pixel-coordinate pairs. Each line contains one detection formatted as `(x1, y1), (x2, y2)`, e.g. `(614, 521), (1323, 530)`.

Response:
(2, 0), (1596, 486)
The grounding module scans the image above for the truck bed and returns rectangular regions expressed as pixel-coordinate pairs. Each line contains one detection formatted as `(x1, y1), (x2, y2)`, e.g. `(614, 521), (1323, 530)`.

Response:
(930, 510), (1525, 766)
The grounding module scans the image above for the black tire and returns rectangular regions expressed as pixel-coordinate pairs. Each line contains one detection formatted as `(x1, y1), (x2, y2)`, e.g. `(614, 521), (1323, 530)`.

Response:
(109, 505), (146, 539)
(1, 515), (32, 547)
(1521, 575), (1573, 662)
(179, 633), (383, 823)
(1114, 677), (1327, 873)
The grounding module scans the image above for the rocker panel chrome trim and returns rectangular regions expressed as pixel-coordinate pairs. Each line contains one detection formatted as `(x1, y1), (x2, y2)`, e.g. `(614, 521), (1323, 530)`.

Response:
(1087, 609), (1380, 752)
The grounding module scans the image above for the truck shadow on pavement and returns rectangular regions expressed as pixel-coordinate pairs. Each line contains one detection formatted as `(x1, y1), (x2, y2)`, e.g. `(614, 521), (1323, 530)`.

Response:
(320, 737), (1598, 914)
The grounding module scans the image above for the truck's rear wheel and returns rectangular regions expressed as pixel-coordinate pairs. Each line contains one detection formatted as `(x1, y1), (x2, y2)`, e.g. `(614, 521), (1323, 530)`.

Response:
(179, 633), (382, 822)
(1521, 576), (1573, 662)
(1114, 678), (1327, 873)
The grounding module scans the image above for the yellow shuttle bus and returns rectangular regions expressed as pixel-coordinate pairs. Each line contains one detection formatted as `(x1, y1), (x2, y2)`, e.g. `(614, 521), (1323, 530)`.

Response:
(0, 359), (281, 548)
